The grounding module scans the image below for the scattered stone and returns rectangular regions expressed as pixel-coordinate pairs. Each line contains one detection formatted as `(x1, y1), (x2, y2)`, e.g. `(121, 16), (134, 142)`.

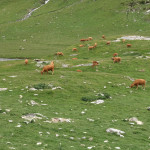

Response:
(22, 113), (48, 123)
(50, 118), (71, 123)
(62, 64), (69, 68)
(89, 137), (93, 141)
(87, 146), (95, 149)
(147, 107), (150, 111)
(19, 95), (23, 99)
(9, 76), (17, 78)
(52, 86), (63, 90)
(29, 100), (39, 106)
(115, 147), (121, 149)
(104, 140), (108, 143)
(46, 132), (50, 135)
(73, 63), (92, 67)
(5, 109), (11, 112)
(91, 100), (104, 104)
(106, 128), (125, 137)
(124, 76), (134, 81)
(9, 120), (13, 123)
(41, 104), (48, 106)
(29, 88), (37, 91)
(70, 137), (74, 140)
(81, 111), (85, 114)
(87, 118), (94, 122)
(0, 88), (8, 91)
(36, 142), (42, 145)
(16, 123), (22, 128)
(129, 117), (143, 125)
(70, 54), (78, 56)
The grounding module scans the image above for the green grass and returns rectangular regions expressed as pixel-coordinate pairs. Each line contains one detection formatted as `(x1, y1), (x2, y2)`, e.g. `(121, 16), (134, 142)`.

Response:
(0, 0), (150, 149)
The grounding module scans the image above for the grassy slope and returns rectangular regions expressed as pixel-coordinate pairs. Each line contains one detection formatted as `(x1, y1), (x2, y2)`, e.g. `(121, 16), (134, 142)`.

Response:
(0, 0), (150, 150)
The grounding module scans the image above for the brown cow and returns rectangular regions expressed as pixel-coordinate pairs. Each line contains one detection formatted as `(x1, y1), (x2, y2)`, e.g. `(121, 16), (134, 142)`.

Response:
(41, 61), (54, 75)
(130, 79), (146, 90)
(113, 53), (118, 57)
(112, 57), (121, 63)
(127, 44), (132, 48)
(56, 52), (64, 56)
(25, 59), (28, 64)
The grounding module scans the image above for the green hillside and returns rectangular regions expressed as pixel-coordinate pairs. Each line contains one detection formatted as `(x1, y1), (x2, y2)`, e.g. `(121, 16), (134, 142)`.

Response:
(0, 0), (150, 150)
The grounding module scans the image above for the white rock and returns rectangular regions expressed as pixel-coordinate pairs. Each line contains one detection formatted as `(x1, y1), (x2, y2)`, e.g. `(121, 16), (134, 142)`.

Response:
(29, 88), (37, 91)
(106, 128), (125, 137)
(129, 117), (143, 125)
(19, 95), (23, 99)
(70, 137), (74, 140)
(115, 147), (121, 149)
(16, 124), (21, 127)
(87, 118), (94, 122)
(29, 100), (39, 106)
(104, 140), (108, 143)
(81, 111), (85, 114)
(9, 120), (13, 123)
(9, 76), (17, 78)
(91, 100), (104, 104)
(46, 132), (50, 135)
(5, 109), (11, 112)
(36, 142), (42, 145)
(0, 88), (8, 91)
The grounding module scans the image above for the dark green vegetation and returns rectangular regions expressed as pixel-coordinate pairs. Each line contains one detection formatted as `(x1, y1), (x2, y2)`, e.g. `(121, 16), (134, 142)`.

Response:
(0, 0), (150, 149)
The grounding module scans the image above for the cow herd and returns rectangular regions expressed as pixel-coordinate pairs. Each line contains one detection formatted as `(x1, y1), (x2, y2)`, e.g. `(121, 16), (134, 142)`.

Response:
(24, 35), (146, 89)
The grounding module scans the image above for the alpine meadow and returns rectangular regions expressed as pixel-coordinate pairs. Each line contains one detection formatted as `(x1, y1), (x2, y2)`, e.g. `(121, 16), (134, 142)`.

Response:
(0, 0), (150, 150)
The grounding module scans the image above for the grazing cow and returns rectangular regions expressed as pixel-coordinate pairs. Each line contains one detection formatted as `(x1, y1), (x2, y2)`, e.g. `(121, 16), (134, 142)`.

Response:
(106, 41), (111, 45)
(88, 46), (95, 50)
(72, 48), (78, 51)
(25, 59), (28, 64)
(94, 43), (97, 48)
(127, 44), (132, 48)
(72, 58), (78, 60)
(88, 37), (93, 40)
(80, 39), (86, 42)
(130, 79), (146, 90)
(77, 69), (82, 72)
(92, 61), (99, 67)
(102, 35), (105, 39)
(112, 57), (121, 63)
(79, 44), (84, 47)
(56, 52), (64, 56)
(41, 61), (54, 75)
(80, 39), (88, 42)
(113, 53), (118, 57)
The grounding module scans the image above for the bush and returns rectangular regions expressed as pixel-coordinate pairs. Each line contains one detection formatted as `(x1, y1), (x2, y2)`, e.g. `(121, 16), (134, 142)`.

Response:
(33, 83), (50, 90)
(81, 92), (110, 102)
